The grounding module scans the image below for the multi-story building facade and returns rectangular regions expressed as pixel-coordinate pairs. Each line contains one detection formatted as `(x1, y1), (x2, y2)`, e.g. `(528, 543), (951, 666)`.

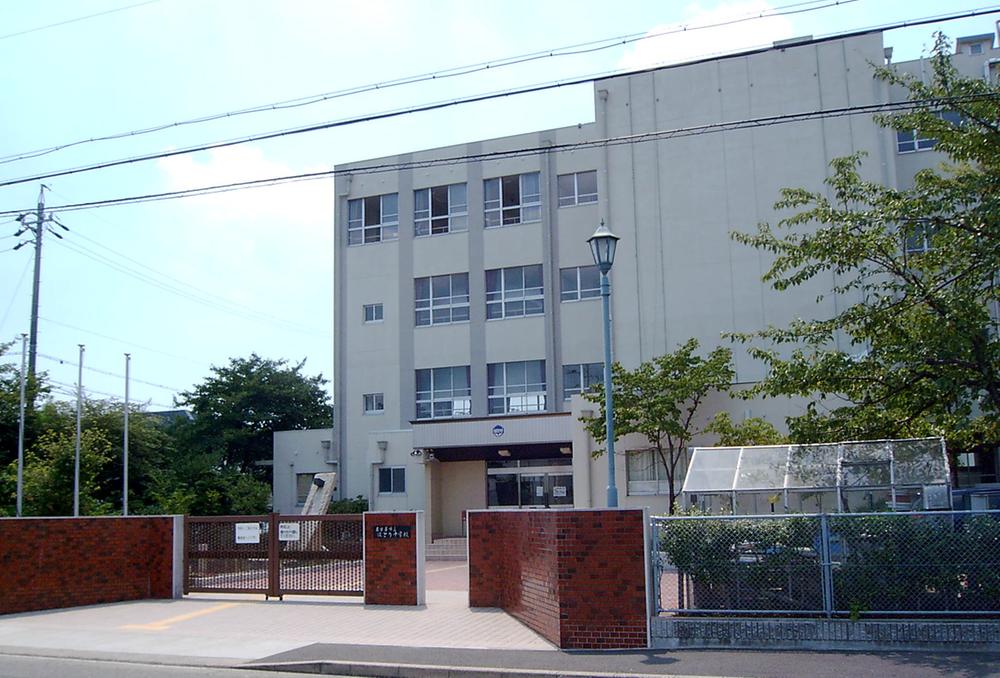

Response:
(275, 27), (1000, 537)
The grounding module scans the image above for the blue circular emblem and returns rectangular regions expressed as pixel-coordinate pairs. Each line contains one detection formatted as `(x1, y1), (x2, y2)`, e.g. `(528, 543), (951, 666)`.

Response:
(492, 424), (504, 438)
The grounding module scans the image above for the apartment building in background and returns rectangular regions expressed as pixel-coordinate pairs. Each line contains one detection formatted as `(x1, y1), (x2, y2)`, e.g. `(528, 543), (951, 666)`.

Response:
(271, 26), (1000, 527)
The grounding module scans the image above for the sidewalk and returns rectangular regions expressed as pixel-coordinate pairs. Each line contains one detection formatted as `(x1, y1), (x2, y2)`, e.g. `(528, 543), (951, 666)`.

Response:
(0, 562), (998, 677)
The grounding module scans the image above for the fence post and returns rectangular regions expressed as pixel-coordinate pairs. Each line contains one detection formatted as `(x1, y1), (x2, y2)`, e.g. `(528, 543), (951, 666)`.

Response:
(267, 513), (280, 600)
(819, 514), (833, 617)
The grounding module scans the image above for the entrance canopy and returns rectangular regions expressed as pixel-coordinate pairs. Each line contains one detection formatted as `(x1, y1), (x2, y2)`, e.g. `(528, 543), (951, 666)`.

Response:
(681, 437), (951, 513)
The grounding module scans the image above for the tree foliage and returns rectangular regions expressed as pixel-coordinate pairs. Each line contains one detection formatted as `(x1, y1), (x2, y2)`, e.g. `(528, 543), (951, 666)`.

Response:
(175, 354), (331, 478)
(582, 339), (734, 513)
(704, 411), (786, 447)
(731, 34), (1000, 454)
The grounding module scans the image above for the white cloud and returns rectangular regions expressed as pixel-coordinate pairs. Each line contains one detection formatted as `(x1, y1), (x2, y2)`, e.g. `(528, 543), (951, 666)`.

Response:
(619, 0), (795, 71)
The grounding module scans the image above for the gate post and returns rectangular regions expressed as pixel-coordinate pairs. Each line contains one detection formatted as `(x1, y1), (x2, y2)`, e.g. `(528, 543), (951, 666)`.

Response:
(820, 514), (833, 617)
(363, 511), (424, 605)
(267, 513), (280, 599)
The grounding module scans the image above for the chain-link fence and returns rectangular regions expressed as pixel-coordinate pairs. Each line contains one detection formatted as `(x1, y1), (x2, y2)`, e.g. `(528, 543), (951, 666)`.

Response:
(652, 510), (1000, 617)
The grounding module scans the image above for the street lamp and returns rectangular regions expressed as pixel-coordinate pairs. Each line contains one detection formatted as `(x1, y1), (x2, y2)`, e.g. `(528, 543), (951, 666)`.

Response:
(587, 221), (620, 508)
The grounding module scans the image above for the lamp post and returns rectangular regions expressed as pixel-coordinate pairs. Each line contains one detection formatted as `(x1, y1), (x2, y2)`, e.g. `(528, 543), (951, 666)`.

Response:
(588, 221), (620, 508)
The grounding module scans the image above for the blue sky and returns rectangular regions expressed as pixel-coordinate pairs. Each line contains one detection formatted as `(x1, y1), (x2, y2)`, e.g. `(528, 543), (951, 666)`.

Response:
(1, 0), (996, 410)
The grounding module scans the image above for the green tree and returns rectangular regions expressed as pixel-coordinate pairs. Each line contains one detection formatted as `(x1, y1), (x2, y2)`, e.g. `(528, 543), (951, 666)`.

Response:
(581, 339), (734, 513)
(7, 428), (114, 516)
(175, 354), (331, 479)
(0, 341), (49, 475)
(704, 411), (786, 447)
(731, 34), (1000, 456)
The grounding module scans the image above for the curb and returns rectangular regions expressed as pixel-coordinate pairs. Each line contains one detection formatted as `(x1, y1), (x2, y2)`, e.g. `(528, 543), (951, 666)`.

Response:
(243, 659), (731, 678)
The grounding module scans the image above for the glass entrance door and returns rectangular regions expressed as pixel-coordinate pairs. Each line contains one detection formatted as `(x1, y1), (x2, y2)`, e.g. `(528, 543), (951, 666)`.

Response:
(487, 458), (574, 508)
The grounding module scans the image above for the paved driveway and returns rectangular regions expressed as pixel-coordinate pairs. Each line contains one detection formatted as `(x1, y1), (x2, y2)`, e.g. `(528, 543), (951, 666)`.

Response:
(0, 560), (552, 665)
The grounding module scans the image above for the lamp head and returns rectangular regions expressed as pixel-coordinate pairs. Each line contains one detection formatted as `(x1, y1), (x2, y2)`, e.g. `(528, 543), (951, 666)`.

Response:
(587, 220), (620, 274)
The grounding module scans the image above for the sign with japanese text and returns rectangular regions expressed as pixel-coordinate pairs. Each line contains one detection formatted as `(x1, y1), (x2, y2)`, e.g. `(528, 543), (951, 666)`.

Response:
(373, 524), (412, 539)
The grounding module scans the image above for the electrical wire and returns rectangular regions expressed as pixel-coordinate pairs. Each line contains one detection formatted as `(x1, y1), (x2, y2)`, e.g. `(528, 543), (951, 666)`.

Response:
(37, 352), (182, 391)
(1, 92), (994, 218)
(0, 256), (31, 331)
(0, 0), (161, 41)
(0, 0), (853, 164)
(45, 187), (330, 335)
(39, 316), (210, 367)
(47, 236), (331, 336)
(47, 378), (175, 409)
(3, 6), (998, 189)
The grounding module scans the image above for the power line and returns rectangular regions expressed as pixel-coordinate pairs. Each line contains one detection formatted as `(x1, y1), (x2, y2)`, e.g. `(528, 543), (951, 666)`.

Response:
(39, 316), (210, 367)
(3, 6), (998, 190)
(1, 92), (995, 218)
(44, 187), (330, 335)
(37, 351), (182, 391)
(46, 378), (175, 409)
(47, 236), (331, 336)
(0, 0), (851, 165)
(0, 0), (161, 41)
(0, 257), (31, 330)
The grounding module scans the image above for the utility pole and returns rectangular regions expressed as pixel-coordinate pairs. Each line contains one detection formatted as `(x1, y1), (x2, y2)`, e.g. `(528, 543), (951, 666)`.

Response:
(27, 185), (46, 381)
(13, 185), (68, 386)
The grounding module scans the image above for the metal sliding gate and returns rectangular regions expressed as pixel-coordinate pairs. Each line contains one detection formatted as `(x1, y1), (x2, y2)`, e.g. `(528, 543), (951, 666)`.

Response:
(184, 514), (364, 598)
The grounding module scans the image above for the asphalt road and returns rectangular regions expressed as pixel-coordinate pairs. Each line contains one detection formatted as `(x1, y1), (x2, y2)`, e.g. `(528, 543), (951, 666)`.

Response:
(0, 653), (311, 678)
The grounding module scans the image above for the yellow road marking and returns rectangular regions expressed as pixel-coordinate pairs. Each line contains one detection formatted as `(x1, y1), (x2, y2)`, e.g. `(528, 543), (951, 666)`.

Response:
(121, 602), (239, 631)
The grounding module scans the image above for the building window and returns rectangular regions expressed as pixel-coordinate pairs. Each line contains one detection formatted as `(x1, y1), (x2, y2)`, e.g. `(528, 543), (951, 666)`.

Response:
(415, 183), (468, 236)
(347, 193), (399, 245)
(363, 393), (384, 414)
(563, 362), (603, 400)
(484, 172), (541, 227)
(560, 265), (600, 302)
(970, 42), (984, 55)
(957, 452), (976, 468)
(896, 111), (962, 153)
(296, 473), (315, 505)
(557, 170), (598, 207)
(415, 366), (471, 419)
(488, 360), (546, 414)
(363, 303), (383, 323)
(378, 466), (406, 494)
(626, 449), (670, 496)
(486, 265), (544, 319)
(415, 273), (469, 326)
(903, 221), (939, 255)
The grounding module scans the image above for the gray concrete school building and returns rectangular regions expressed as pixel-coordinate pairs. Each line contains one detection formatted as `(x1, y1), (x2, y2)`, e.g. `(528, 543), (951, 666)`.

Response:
(271, 27), (1000, 533)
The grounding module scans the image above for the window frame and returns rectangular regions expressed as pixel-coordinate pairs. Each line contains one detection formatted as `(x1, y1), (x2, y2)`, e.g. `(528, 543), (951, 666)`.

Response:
(487, 359), (546, 415)
(556, 170), (598, 207)
(485, 264), (544, 320)
(363, 392), (385, 415)
(896, 111), (963, 154)
(559, 265), (601, 302)
(484, 172), (541, 227)
(363, 303), (384, 323)
(562, 362), (604, 400)
(414, 183), (468, 236)
(378, 466), (406, 495)
(625, 448), (686, 496)
(415, 365), (472, 420)
(347, 193), (399, 245)
(415, 272), (470, 327)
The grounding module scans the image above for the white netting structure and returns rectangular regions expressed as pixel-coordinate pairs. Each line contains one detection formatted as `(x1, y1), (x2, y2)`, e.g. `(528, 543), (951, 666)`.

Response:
(681, 437), (950, 514)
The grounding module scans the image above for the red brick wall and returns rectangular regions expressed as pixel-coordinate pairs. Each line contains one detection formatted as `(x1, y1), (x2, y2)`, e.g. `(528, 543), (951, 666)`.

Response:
(0, 517), (175, 615)
(363, 512), (420, 605)
(469, 509), (648, 649)
(469, 511), (561, 644)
